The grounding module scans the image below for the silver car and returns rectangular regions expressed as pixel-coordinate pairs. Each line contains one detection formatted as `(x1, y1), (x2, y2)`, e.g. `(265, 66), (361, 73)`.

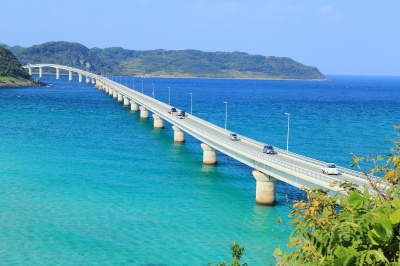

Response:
(263, 145), (276, 154)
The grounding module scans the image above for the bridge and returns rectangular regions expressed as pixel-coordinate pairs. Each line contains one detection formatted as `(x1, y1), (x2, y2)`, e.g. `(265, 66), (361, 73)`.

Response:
(24, 64), (376, 205)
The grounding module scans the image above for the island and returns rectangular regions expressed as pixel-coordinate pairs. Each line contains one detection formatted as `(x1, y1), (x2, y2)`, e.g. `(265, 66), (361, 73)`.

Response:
(1, 41), (326, 80)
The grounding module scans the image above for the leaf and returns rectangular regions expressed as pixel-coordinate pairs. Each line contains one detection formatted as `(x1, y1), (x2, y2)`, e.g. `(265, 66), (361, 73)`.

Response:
(391, 199), (400, 209)
(363, 187), (371, 200)
(390, 209), (400, 225)
(329, 181), (337, 187)
(348, 191), (364, 209)
(333, 249), (358, 266)
(368, 216), (393, 245)
(273, 247), (283, 256)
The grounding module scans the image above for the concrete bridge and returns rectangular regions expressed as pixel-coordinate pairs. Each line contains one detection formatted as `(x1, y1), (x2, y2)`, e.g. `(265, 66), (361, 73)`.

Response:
(24, 64), (376, 205)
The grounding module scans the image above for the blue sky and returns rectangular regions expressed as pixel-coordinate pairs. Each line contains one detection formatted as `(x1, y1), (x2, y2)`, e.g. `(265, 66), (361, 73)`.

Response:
(2, 0), (399, 76)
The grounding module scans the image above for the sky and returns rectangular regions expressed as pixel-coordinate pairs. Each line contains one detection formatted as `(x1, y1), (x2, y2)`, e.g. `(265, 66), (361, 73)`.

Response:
(1, 0), (399, 76)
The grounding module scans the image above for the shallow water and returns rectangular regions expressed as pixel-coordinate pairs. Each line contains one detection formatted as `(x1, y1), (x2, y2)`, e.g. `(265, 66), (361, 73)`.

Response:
(0, 74), (399, 265)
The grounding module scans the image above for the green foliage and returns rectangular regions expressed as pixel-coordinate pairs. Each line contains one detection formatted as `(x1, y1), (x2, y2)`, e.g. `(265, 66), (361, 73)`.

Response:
(2, 42), (325, 80)
(274, 125), (400, 265)
(93, 48), (326, 79)
(0, 46), (31, 79)
(9, 41), (113, 74)
(209, 242), (248, 266)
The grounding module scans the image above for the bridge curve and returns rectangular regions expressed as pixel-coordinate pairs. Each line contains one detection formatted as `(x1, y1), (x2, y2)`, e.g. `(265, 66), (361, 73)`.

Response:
(24, 64), (378, 205)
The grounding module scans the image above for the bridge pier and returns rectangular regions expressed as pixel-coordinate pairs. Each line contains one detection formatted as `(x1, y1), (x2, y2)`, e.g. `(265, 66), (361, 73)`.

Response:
(123, 96), (130, 106)
(130, 100), (138, 112)
(117, 92), (123, 102)
(152, 114), (164, 128)
(29, 67), (32, 75)
(39, 67), (42, 78)
(252, 170), (276, 205)
(113, 90), (118, 98)
(172, 126), (185, 142)
(86, 76), (89, 83)
(79, 73), (82, 82)
(108, 87), (113, 95)
(97, 82), (104, 90)
(201, 143), (217, 165)
(105, 86), (109, 93)
(139, 106), (149, 119)
(69, 70), (72, 81)
(56, 68), (60, 80)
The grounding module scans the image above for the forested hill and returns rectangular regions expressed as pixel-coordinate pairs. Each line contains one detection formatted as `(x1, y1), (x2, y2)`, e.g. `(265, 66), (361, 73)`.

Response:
(2, 41), (326, 80)
(0, 46), (45, 87)
(0, 46), (31, 79)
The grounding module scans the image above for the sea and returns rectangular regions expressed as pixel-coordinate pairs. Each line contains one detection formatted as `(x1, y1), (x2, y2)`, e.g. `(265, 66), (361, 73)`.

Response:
(0, 74), (399, 265)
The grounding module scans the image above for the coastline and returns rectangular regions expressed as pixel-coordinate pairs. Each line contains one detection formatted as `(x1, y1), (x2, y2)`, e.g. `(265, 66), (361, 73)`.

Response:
(133, 73), (327, 81)
(0, 77), (45, 88)
(35, 72), (327, 82)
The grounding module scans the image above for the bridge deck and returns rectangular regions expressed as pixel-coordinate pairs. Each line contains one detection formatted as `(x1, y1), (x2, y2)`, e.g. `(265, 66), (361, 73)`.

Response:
(24, 64), (381, 194)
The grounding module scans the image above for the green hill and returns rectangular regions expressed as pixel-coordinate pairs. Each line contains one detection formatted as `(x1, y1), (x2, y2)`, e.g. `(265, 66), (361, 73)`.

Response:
(0, 46), (43, 87)
(0, 46), (31, 79)
(10, 41), (113, 73)
(3, 41), (325, 80)
(91, 47), (325, 79)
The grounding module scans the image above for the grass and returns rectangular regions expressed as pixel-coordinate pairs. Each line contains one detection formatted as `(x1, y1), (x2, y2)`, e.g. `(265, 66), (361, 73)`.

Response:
(0, 76), (17, 82)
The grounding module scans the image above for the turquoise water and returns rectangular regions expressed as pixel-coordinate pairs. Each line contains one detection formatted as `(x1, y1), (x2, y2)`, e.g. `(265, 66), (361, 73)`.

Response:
(0, 75), (399, 265)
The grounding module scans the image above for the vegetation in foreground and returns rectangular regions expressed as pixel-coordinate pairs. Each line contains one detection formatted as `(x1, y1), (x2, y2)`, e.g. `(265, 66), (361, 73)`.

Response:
(209, 242), (248, 266)
(274, 125), (400, 265)
(214, 126), (399, 265)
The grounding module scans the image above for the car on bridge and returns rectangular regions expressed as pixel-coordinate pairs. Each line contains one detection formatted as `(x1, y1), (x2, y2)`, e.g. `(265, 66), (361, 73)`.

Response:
(176, 110), (186, 119)
(263, 145), (276, 154)
(229, 133), (240, 141)
(321, 163), (339, 175)
(169, 107), (177, 114)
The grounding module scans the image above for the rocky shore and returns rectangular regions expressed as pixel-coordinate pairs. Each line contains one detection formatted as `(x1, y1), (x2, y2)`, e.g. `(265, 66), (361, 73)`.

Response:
(0, 78), (46, 87)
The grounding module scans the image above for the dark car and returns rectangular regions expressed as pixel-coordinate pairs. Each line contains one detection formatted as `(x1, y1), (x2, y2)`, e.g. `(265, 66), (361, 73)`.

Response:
(169, 107), (177, 113)
(263, 145), (276, 154)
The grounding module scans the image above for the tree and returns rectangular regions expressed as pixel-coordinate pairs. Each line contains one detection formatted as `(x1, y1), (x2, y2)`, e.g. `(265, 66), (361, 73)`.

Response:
(209, 242), (248, 266)
(274, 125), (400, 265)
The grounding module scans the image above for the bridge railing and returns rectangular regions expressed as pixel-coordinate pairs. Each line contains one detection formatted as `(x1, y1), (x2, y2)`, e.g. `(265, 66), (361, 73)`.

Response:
(240, 135), (368, 179)
(111, 78), (387, 191)
(95, 76), (377, 186)
(25, 67), (373, 190)
(184, 120), (346, 186)
(186, 110), (369, 179)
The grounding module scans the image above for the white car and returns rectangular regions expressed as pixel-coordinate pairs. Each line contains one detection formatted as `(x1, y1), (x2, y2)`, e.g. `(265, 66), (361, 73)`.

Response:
(176, 114), (183, 119)
(229, 133), (239, 141)
(321, 163), (339, 175)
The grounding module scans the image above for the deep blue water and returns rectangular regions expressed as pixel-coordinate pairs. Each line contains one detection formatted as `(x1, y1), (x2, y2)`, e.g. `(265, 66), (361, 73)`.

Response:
(0, 74), (399, 265)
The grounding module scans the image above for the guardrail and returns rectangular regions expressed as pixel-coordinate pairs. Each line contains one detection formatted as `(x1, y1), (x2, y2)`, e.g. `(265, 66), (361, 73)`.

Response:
(183, 119), (343, 185)
(103, 77), (371, 190)
(25, 65), (375, 191)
